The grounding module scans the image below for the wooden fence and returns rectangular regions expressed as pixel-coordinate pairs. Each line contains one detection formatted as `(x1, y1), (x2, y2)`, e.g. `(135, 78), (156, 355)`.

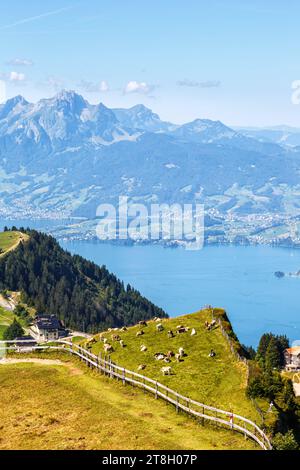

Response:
(0, 339), (272, 450)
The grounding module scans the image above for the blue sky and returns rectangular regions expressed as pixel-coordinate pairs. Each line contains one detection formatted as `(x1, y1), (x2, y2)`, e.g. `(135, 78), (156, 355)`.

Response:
(0, 0), (300, 126)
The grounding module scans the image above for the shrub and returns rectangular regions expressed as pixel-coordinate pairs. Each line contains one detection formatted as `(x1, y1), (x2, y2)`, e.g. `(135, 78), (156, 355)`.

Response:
(272, 431), (299, 450)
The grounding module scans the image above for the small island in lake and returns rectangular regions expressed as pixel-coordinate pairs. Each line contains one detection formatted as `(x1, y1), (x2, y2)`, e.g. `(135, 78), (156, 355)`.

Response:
(275, 270), (300, 278)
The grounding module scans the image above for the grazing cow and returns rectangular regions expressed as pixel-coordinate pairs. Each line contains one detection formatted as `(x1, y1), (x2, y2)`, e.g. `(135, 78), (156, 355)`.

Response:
(209, 349), (216, 357)
(156, 323), (164, 332)
(104, 344), (114, 353)
(155, 317), (162, 322)
(87, 337), (96, 345)
(177, 327), (186, 334)
(178, 347), (185, 358)
(140, 345), (147, 352)
(176, 325), (185, 330)
(138, 364), (146, 371)
(167, 330), (174, 339)
(207, 320), (217, 331)
(166, 350), (175, 358)
(191, 328), (197, 336)
(161, 366), (172, 376)
(103, 338), (108, 344)
(139, 320), (148, 327)
(120, 340), (125, 348)
(121, 326), (127, 331)
(175, 353), (181, 362)
(136, 330), (144, 336)
(154, 353), (165, 361)
(111, 334), (121, 342)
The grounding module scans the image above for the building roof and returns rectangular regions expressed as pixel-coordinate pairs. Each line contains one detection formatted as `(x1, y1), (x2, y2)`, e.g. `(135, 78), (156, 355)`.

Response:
(285, 346), (300, 356)
(35, 315), (61, 331)
(14, 336), (37, 346)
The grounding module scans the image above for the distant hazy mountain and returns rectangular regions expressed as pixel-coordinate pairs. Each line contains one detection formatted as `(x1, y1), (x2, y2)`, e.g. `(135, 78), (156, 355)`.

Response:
(0, 91), (299, 221)
(235, 125), (300, 147)
(113, 104), (176, 132)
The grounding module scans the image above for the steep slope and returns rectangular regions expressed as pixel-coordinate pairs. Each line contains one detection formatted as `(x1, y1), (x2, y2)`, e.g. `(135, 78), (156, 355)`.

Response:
(88, 309), (264, 422)
(0, 230), (167, 332)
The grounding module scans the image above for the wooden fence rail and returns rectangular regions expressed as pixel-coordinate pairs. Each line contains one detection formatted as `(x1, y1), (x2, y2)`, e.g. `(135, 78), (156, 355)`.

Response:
(0, 339), (272, 450)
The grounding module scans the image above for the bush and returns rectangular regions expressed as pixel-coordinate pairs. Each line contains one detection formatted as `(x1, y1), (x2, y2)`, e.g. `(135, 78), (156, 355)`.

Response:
(3, 319), (24, 340)
(272, 431), (299, 450)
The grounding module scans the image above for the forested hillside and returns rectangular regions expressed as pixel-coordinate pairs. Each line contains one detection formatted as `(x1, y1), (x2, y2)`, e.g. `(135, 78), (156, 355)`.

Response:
(0, 230), (167, 332)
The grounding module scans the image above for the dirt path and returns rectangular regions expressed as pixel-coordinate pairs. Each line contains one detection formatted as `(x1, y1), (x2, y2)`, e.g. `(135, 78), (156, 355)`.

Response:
(0, 357), (84, 375)
(0, 358), (64, 366)
(0, 232), (28, 259)
(0, 295), (16, 311)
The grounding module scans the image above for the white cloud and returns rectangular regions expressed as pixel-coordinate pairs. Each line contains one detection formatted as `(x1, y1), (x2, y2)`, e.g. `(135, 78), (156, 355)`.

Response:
(9, 71), (26, 82)
(124, 80), (156, 95)
(78, 79), (110, 93)
(6, 58), (33, 67)
(36, 76), (64, 92)
(177, 79), (221, 88)
(100, 80), (109, 92)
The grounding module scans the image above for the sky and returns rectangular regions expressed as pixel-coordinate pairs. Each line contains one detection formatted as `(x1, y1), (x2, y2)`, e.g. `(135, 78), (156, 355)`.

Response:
(0, 0), (300, 127)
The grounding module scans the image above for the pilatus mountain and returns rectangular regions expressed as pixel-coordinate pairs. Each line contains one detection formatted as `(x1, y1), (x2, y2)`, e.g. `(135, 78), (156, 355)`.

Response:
(1, 90), (300, 225)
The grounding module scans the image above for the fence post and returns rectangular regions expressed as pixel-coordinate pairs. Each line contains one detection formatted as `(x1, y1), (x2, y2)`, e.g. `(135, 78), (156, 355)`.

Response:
(155, 381), (158, 399)
(99, 352), (102, 373)
(176, 393), (179, 413)
(123, 368), (125, 385)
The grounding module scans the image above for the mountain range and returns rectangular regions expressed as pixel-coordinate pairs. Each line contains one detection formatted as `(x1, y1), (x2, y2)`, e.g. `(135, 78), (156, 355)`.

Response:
(0, 90), (299, 228)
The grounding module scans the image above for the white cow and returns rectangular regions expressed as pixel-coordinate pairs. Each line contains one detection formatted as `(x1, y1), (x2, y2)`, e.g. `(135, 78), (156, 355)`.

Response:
(140, 345), (147, 352)
(161, 366), (172, 376)
(156, 323), (164, 332)
(104, 343), (113, 353)
(191, 328), (197, 336)
(178, 347), (185, 358)
(155, 354), (165, 361)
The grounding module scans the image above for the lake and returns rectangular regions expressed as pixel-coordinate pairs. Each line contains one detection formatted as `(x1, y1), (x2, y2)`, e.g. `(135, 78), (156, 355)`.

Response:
(0, 219), (299, 347)
(60, 240), (300, 348)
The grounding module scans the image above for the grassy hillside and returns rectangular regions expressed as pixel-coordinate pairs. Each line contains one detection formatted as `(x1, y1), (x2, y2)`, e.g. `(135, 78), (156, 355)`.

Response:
(88, 309), (262, 422)
(0, 231), (27, 256)
(0, 304), (32, 341)
(0, 307), (13, 340)
(0, 359), (257, 450)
